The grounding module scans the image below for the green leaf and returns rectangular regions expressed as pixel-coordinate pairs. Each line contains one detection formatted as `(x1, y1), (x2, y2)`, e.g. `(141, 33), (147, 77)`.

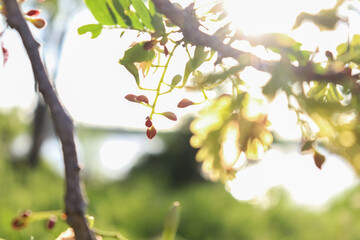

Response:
(120, 42), (156, 64)
(148, 0), (156, 15)
(85, 0), (117, 25)
(162, 202), (181, 240)
(106, 1), (118, 24)
(292, 9), (340, 31)
(130, 0), (154, 30)
(122, 62), (140, 85)
(152, 13), (166, 36)
(112, 0), (131, 26)
(127, 9), (144, 30)
(170, 74), (182, 88)
(77, 24), (103, 39)
(119, 42), (156, 84)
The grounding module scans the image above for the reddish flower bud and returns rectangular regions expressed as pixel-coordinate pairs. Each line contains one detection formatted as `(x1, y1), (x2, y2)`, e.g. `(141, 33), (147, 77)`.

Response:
(146, 126), (157, 139)
(145, 116), (153, 127)
(21, 210), (32, 218)
(164, 45), (169, 57)
(11, 217), (27, 230)
(124, 94), (138, 102)
(46, 216), (57, 230)
(162, 111), (177, 121)
(143, 40), (157, 50)
(27, 18), (46, 29)
(177, 98), (194, 108)
(136, 95), (149, 104)
(2, 46), (9, 66)
(25, 9), (40, 17)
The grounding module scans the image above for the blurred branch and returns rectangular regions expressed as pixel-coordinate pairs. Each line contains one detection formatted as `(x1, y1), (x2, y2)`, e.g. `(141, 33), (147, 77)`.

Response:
(3, 0), (94, 239)
(151, 0), (270, 72)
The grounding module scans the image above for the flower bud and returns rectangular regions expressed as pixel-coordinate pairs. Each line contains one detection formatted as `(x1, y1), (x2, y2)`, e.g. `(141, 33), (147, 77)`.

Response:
(136, 95), (149, 104)
(145, 116), (153, 127)
(124, 94), (138, 102)
(46, 216), (57, 230)
(177, 98), (194, 108)
(27, 17), (46, 29)
(162, 112), (177, 121)
(143, 40), (157, 50)
(25, 9), (40, 17)
(146, 126), (157, 139)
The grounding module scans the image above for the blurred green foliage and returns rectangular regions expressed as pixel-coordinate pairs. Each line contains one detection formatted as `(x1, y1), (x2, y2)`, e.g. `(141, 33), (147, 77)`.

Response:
(1, 112), (360, 240)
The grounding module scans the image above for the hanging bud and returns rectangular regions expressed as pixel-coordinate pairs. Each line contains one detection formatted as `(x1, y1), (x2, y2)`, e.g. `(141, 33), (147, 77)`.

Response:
(12, 217), (27, 229)
(136, 95), (149, 104)
(25, 9), (40, 17)
(2, 46), (9, 66)
(313, 151), (325, 169)
(325, 50), (333, 61)
(46, 216), (57, 230)
(161, 112), (177, 121)
(143, 40), (157, 50)
(177, 98), (194, 108)
(124, 94), (138, 102)
(146, 126), (157, 139)
(26, 17), (46, 29)
(145, 116), (153, 127)
(164, 45), (169, 57)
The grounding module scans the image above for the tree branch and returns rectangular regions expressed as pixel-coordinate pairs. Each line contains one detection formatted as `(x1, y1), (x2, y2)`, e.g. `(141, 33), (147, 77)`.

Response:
(3, 0), (94, 239)
(151, 0), (270, 72)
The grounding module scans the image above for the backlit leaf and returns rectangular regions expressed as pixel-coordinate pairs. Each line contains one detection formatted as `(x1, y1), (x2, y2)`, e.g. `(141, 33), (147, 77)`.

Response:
(130, 0), (154, 30)
(84, 0), (117, 25)
(77, 24), (103, 39)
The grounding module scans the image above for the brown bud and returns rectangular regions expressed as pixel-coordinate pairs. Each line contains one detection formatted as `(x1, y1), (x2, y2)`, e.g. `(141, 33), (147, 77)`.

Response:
(325, 51), (333, 61)
(162, 112), (177, 121)
(164, 45), (169, 57)
(143, 40), (157, 50)
(177, 98), (194, 108)
(145, 116), (153, 127)
(25, 9), (40, 17)
(11, 217), (27, 230)
(313, 151), (325, 169)
(46, 216), (57, 230)
(124, 94), (138, 102)
(146, 126), (157, 139)
(136, 95), (149, 104)
(27, 18), (46, 29)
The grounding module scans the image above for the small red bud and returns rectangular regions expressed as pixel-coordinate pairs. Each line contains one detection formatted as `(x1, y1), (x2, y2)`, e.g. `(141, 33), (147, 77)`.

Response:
(177, 98), (194, 108)
(143, 40), (157, 50)
(27, 18), (46, 29)
(21, 210), (32, 218)
(11, 217), (27, 230)
(136, 95), (149, 104)
(25, 9), (40, 17)
(146, 126), (157, 139)
(164, 45), (169, 57)
(2, 46), (9, 66)
(125, 94), (138, 102)
(162, 111), (177, 121)
(145, 117), (153, 127)
(46, 216), (57, 230)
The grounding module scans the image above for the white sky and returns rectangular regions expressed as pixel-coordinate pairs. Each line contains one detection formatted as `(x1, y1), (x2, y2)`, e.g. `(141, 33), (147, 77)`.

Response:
(1, 0), (360, 206)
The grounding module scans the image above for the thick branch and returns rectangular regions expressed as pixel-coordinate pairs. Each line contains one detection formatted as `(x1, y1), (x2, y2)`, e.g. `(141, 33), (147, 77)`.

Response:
(3, 0), (94, 239)
(151, 0), (270, 72)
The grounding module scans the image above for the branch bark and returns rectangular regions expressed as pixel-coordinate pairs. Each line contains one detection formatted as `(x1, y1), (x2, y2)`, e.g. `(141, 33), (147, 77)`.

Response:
(3, 0), (94, 239)
(151, 0), (269, 71)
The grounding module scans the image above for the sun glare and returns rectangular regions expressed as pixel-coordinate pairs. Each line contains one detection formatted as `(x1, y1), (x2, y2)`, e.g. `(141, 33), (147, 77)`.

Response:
(224, 0), (337, 35)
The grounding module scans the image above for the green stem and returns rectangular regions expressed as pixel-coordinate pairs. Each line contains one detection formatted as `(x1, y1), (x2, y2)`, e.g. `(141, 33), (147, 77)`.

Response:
(94, 228), (129, 240)
(150, 44), (179, 118)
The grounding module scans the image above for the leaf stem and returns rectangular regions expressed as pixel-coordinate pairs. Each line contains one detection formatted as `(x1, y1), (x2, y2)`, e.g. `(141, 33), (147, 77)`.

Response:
(150, 43), (179, 118)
